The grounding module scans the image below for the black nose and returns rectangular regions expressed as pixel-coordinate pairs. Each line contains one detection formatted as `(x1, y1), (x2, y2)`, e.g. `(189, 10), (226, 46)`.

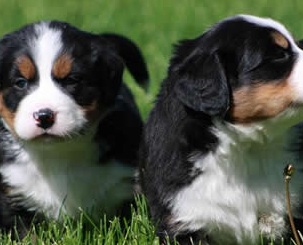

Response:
(33, 108), (55, 129)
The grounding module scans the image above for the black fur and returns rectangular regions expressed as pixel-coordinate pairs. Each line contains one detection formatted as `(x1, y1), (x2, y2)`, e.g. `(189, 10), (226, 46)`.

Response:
(0, 20), (149, 236)
(100, 33), (149, 90)
(140, 15), (302, 245)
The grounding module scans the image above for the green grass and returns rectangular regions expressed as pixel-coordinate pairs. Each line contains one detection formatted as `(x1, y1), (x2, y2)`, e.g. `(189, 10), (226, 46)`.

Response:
(0, 196), (298, 245)
(0, 196), (161, 245)
(1, 0), (303, 244)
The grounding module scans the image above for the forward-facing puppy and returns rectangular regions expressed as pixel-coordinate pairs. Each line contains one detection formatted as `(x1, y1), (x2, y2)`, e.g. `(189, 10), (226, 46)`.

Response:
(0, 21), (148, 236)
(140, 15), (303, 245)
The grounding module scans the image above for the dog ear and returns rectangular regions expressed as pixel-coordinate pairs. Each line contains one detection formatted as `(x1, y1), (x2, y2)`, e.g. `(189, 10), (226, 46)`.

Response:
(91, 40), (124, 105)
(174, 51), (230, 117)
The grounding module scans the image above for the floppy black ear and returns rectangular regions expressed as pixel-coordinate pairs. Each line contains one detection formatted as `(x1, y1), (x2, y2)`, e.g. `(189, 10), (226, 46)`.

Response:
(91, 39), (124, 105)
(174, 51), (230, 117)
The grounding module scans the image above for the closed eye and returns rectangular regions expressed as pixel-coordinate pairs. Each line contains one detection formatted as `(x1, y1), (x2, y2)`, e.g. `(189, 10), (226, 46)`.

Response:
(55, 74), (83, 93)
(63, 76), (80, 85)
(55, 74), (82, 85)
(272, 48), (291, 62)
(265, 47), (292, 63)
(244, 48), (292, 74)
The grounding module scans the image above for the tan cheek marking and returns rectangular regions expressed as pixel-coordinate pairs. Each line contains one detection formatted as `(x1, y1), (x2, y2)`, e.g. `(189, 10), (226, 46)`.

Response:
(271, 31), (289, 49)
(16, 56), (36, 80)
(0, 93), (17, 135)
(82, 100), (102, 122)
(230, 81), (294, 123)
(52, 54), (73, 79)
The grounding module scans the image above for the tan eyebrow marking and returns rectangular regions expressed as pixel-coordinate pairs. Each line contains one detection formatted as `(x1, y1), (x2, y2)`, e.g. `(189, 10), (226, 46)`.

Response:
(16, 55), (36, 80)
(271, 31), (289, 49)
(52, 54), (73, 79)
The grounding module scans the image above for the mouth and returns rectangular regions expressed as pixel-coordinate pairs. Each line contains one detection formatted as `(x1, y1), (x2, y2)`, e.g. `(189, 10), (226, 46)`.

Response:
(29, 127), (88, 143)
(32, 133), (68, 143)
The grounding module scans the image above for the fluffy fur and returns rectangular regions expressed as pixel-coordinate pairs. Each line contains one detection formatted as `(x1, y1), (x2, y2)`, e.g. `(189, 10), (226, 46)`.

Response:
(140, 15), (303, 245)
(0, 21), (148, 236)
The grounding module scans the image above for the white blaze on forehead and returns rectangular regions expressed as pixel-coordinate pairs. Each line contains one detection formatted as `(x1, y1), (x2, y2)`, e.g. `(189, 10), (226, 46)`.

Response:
(239, 14), (297, 48)
(14, 22), (87, 140)
(31, 22), (63, 86)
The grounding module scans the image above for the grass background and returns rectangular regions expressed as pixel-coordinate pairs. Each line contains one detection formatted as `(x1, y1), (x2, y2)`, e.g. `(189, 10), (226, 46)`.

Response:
(1, 0), (303, 244)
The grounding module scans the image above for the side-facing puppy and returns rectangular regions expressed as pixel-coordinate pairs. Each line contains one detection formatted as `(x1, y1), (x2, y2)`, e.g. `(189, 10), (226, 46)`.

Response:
(0, 21), (149, 236)
(140, 15), (303, 245)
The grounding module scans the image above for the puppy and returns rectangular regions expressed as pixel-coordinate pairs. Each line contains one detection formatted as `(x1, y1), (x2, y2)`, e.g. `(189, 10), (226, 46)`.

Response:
(140, 15), (303, 245)
(0, 21), (148, 236)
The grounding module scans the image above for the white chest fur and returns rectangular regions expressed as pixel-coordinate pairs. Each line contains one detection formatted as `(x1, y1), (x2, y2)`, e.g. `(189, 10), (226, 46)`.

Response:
(169, 124), (303, 244)
(0, 137), (134, 220)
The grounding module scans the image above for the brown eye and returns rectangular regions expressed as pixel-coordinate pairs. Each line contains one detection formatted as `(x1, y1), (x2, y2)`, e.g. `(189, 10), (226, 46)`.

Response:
(14, 78), (28, 90)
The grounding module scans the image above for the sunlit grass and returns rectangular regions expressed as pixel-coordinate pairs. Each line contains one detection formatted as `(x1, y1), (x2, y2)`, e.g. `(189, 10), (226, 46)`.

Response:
(0, 196), (160, 245)
(1, 196), (299, 245)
